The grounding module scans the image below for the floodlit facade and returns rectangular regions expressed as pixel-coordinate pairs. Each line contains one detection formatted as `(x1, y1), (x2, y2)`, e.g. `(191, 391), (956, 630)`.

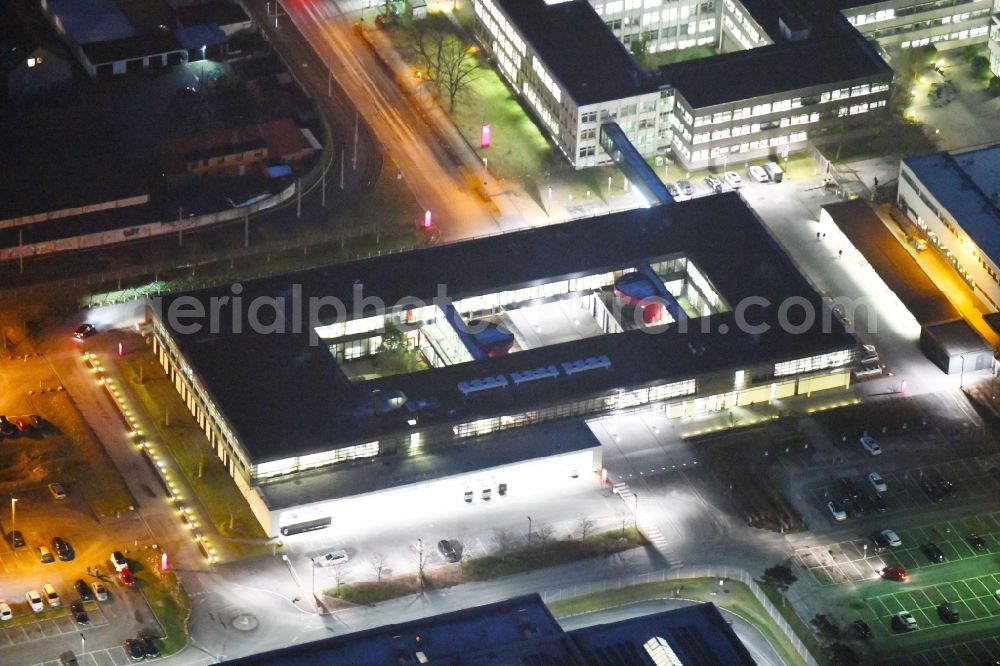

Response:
(152, 194), (863, 536)
(839, 0), (991, 50)
(898, 145), (1000, 311)
(473, 0), (892, 170)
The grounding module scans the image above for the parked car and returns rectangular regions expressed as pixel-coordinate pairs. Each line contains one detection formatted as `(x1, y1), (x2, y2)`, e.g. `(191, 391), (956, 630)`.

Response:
(881, 529), (902, 547)
(438, 539), (459, 562)
(0, 600), (11, 621)
(747, 165), (769, 183)
(938, 479), (956, 495)
(38, 545), (55, 564)
(73, 323), (96, 340)
(852, 619), (872, 639)
(52, 536), (74, 561)
(43, 583), (61, 607)
(868, 472), (887, 492)
(892, 611), (917, 632)
(70, 600), (89, 625)
(317, 549), (349, 567)
(26, 590), (44, 612)
(7, 530), (24, 548)
(870, 532), (890, 553)
(11, 417), (31, 432)
(91, 582), (109, 602)
(110, 551), (128, 572)
(881, 566), (908, 582)
(763, 161), (784, 182)
(723, 171), (743, 188)
(677, 180), (694, 196)
(938, 602), (960, 623)
(967, 533), (987, 551)
(861, 344), (879, 365)
(59, 652), (79, 666)
(666, 182), (680, 197)
(124, 638), (145, 662)
(860, 434), (882, 455)
(29, 415), (45, 428)
(140, 636), (162, 658)
(921, 542), (946, 563)
(74, 579), (94, 602)
(0, 417), (14, 437)
(827, 500), (847, 522)
(119, 568), (136, 587)
(48, 482), (67, 500)
(704, 175), (723, 193)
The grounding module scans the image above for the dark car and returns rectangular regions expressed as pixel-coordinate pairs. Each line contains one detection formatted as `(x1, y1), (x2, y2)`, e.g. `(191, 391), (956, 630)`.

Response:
(140, 636), (162, 658)
(7, 530), (24, 548)
(677, 179), (694, 196)
(59, 652), (79, 666)
(666, 182), (680, 198)
(920, 478), (943, 502)
(0, 417), (14, 437)
(938, 479), (956, 495)
(922, 542), (946, 563)
(70, 600), (89, 625)
(938, 602), (960, 623)
(74, 579), (94, 602)
(124, 638), (145, 662)
(52, 536), (74, 561)
(870, 532), (890, 553)
(437, 539), (459, 563)
(867, 493), (887, 513)
(852, 619), (872, 639)
(967, 533), (987, 551)
(73, 323), (96, 340)
(29, 414), (45, 428)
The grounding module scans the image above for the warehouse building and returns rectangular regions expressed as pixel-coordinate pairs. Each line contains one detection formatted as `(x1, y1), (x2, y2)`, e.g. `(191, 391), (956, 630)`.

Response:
(152, 193), (861, 536)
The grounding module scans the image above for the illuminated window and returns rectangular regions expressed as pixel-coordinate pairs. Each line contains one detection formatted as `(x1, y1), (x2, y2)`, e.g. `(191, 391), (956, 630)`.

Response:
(644, 637), (683, 666)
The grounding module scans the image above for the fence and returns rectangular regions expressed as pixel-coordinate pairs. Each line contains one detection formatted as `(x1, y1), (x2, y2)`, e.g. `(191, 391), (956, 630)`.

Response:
(540, 563), (819, 666)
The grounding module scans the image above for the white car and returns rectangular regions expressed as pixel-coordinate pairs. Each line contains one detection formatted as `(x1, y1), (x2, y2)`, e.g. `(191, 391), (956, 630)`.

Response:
(869, 472), (887, 493)
(110, 551), (128, 572)
(724, 171), (743, 189)
(881, 529), (902, 547)
(317, 549), (349, 567)
(0, 601), (11, 621)
(26, 590), (43, 613)
(894, 611), (917, 631)
(42, 583), (60, 608)
(861, 344), (879, 365)
(92, 582), (109, 602)
(827, 500), (847, 522)
(747, 165), (769, 183)
(860, 434), (882, 455)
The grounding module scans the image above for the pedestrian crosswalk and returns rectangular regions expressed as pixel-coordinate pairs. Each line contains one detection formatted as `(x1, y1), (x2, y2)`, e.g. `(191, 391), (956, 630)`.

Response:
(613, 483), (682, 566)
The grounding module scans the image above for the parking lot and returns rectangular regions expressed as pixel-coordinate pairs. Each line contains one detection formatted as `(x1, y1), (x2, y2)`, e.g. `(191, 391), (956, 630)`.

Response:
(865, 572), (1000, 634)
(808, 453), (1000, 527)
(885, 634), (1000, 665)
(0, 601), (109, 648)
(32, 645), (137, 666)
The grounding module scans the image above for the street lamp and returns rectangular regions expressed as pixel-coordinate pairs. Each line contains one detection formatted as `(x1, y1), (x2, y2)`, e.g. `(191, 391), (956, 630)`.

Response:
(10, 497), (16, 546)
(633, 493), (638, 528)
(959, 353), (967, 391)
(527, 516), (532, 545)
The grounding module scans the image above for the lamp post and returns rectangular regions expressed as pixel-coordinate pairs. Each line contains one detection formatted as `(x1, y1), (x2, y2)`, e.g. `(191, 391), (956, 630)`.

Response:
(527, 516), (532, 545)
(959, 353), (967, 391)
(10, 497), (16, 546)
(633, 493), (638, 528)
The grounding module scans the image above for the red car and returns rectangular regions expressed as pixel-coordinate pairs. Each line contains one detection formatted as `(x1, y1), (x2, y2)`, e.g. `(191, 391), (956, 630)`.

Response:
(118, 568), (136, 587)
(881, 566), (908, 582)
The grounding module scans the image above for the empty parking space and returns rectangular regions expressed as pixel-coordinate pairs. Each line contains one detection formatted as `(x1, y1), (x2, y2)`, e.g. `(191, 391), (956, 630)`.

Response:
(886, 635), (1000, 665)
(795, 540), (888, 586)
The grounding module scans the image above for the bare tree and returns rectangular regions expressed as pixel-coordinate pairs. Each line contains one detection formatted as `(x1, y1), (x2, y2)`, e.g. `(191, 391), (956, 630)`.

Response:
(491, 528), (524, 560)
(576, 515), (597, 540)
(409, 16), (480, 112)
(412, 539), (428, 590)
(332, 563), (348, 594)
(532, 521), (555, 544)
(368, 553), (387, 583)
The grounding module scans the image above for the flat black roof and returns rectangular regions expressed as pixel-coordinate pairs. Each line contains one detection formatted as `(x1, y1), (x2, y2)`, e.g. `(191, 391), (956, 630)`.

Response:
(491, 0), (649, 105)
(823, 200), (959, 326)
(922, 319), (993, 357)
(158, 193), (854, 465)
(226, 593), (752, 665)
(661, 15), (890, 108)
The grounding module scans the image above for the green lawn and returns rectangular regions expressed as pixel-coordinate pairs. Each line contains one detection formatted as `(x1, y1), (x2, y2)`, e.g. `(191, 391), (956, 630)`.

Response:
(117, 350), (270, 561)
(133, 550), (191, 655)
(328, 580), (416, 605)
(548, 577), (808, 666)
